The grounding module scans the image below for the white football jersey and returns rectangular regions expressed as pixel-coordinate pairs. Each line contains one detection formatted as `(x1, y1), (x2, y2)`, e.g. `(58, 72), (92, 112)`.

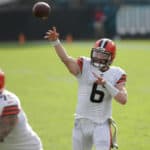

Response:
(75, 57), (126, 124)
(0, 90), (43, 150)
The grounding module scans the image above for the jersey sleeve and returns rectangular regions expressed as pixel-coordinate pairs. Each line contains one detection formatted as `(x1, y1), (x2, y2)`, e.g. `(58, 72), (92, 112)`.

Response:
(1, 105), (20, 117)
(116, 74), (127, 84)
(0, 92), (20, 117)
(115, 67), (127, 85)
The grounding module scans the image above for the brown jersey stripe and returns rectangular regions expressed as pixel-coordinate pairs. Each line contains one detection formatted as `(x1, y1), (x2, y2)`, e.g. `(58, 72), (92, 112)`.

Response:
(116, 74), (127, 84)
(77, 57), (83, 72)
(3, 105), (18, 111)
(2, 110), (20, 116)
(1, 105), (20, 116)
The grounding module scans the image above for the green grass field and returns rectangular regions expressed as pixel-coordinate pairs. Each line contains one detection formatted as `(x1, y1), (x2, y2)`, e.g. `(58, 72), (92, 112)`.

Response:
(0, 40), (150, 150)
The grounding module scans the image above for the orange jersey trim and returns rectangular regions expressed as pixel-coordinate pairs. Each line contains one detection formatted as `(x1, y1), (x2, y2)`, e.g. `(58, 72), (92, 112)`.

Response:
(1, 105), (20, 117)
(116, 74), (127, 84)
(77, 57), (83, 72)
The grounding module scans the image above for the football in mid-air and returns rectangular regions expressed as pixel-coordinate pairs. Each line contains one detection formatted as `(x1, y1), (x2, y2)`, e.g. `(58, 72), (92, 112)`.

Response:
(32, 1), (51, 19)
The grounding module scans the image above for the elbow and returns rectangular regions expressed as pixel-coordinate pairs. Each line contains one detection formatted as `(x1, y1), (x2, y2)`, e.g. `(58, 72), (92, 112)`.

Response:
(121, 99), (127, 105)
(119, 96), (127, 105)
(115, 94), (127, 105)
(69, 69), (79, 76)
(119, 90), (128, 105)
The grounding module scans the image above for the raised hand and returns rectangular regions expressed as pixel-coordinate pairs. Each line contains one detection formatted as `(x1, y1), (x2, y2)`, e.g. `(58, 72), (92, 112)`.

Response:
(44, 26), (59, 41)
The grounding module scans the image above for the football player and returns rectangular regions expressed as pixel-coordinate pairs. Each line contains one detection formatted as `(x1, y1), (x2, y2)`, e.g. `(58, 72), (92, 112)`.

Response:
(0, 70), (43, 150)
(44, 27), (128, 150)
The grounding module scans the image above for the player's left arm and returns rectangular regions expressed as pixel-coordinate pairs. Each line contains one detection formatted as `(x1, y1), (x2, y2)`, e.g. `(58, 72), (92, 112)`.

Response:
(114, 82), (127, 105)
(93, 72), (127, 105)
(104, 73), (127, 105)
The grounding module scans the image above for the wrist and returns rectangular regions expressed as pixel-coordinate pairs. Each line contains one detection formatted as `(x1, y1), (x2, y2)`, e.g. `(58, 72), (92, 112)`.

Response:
(50, 39), (60, 46)
(104, 81), (119, 97)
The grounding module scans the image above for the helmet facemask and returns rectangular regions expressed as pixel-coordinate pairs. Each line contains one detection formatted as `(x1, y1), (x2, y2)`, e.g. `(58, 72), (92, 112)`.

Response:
(91, 47), (112, 72)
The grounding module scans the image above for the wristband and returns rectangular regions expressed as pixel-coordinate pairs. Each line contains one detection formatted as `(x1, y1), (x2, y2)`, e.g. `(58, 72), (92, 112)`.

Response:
(104, 82), (119, 97)
(50, 39), (60, 46)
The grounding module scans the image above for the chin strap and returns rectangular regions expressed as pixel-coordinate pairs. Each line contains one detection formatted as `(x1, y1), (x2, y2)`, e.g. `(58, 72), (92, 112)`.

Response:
(99, 65), (109, 72)
(108, 118), (119, 149)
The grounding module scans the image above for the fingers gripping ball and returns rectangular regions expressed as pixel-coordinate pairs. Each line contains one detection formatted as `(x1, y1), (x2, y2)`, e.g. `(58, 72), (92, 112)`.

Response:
(32, 1), (51, 19)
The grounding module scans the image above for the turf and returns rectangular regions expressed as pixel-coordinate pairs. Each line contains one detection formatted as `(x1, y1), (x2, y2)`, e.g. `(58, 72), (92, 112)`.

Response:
(0, 40), (150, 150)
